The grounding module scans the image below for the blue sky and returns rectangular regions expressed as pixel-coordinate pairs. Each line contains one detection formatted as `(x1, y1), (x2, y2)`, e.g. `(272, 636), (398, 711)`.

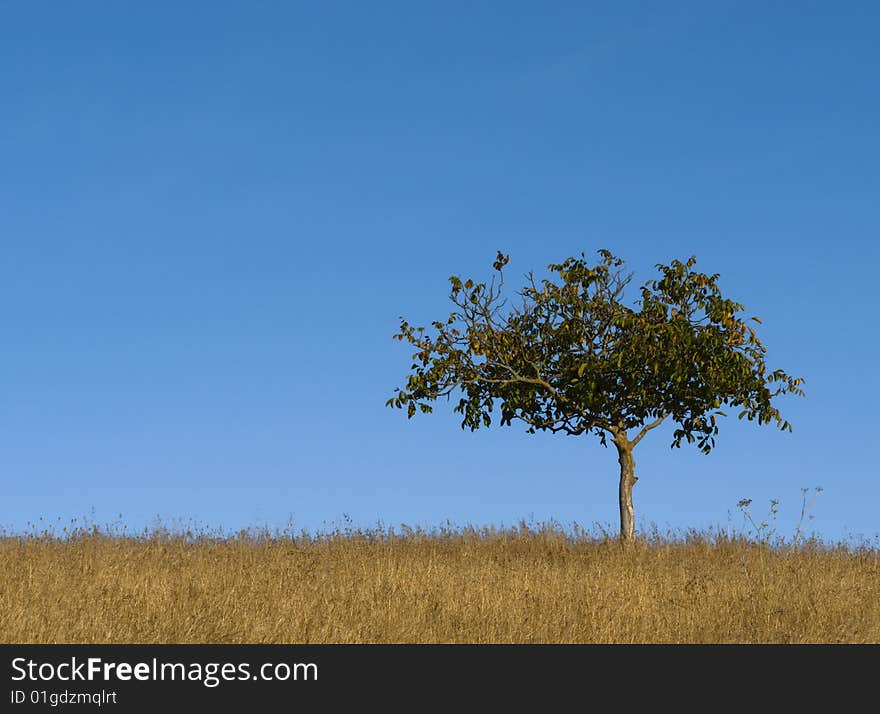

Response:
(2, 2), (877, 541)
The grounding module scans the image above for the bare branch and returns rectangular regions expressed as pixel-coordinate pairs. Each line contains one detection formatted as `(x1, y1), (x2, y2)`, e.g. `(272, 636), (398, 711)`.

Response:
(631, 413), (668, 446)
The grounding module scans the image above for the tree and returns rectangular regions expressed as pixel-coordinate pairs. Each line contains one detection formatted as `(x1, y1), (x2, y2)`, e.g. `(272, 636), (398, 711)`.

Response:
(387, 249), (804, 543)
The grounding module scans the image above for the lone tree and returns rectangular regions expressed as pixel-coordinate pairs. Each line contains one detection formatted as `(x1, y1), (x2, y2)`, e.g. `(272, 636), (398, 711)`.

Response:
(387, 250), (804, 543)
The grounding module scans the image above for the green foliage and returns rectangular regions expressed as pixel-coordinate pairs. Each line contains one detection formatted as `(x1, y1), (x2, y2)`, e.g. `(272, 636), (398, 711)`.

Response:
(388, 249), (804, 453)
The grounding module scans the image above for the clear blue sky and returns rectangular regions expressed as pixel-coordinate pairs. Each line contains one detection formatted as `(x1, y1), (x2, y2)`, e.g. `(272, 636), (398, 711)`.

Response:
(2, 2), (877, 541)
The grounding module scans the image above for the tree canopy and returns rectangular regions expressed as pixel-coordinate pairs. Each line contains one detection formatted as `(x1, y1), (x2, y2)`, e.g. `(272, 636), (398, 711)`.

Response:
(388, 249), (804, 541)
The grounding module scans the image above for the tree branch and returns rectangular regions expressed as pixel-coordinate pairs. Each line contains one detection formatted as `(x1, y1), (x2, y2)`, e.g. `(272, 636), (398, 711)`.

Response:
(631, 413), (668, 446)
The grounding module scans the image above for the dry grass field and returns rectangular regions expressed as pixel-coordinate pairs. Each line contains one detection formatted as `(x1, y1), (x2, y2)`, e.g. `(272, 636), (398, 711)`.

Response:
(1, 521), (878, 644)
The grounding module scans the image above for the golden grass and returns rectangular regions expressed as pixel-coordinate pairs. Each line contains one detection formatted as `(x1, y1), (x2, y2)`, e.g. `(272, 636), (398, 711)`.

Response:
(1, 525), (878, 644)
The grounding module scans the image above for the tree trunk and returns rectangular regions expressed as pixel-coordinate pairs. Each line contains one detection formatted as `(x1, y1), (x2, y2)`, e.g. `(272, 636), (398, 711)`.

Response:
(614, 435), (637, 544)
